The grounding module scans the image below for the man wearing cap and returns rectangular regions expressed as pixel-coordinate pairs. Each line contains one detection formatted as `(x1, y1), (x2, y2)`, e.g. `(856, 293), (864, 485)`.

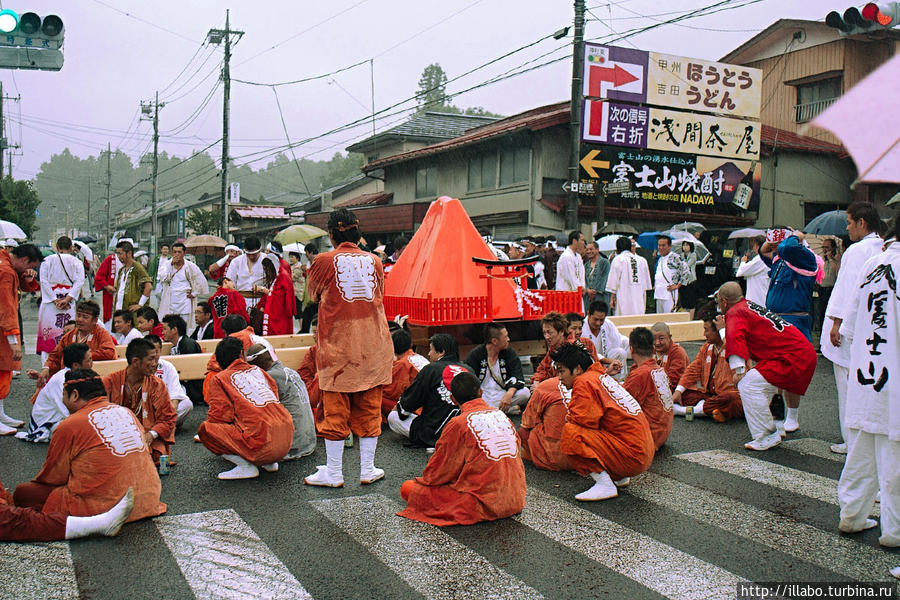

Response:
(304, 208), (393, 488)
(113, 241), (152, 320)
(158, 242), (209, 327)
(209, 245), (241, 280)
(226, 237), (266, 309)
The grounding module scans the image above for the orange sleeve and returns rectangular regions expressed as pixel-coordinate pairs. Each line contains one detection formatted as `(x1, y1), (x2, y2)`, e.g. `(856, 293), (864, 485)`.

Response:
(567, 377), (605, 429)
(206, 374), (235, 424)
(678, 350), (705, 389)
(33, 423), (74, 487)
(297, 347), (317, 384)
(666, 347), (688, 391)
(623, 368), (650, 407)
(0, 271), (19, 336)
(382, 360), (410, 403)
(92, 328), (118, 361)
(520, 387), (545, 430)
(149, 380), (177, 442)
(45, 338), (65, 374)
(419, 422), (467, 487)
(532, 352), (555, 383)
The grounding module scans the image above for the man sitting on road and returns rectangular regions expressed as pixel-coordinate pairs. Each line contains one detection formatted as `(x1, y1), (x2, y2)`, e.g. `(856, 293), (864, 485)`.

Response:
(397, 371), (526, 526)
(198, 337), (294, 480)
(388, 333), (474, 448)
(672, 306), (743, 423)
(382, 328), (428, 418)
(247, 343), (316, 462)
(651, 322), (688, 392)
(717, 281), (816, 451)
(464, 323), (530, 414)
(581, 300), (629, 381)
(162, 314), (204, 405)
(624, 327), (673, 450)
(203, 314), (275, 399)
(13, 368), (166, 524)
(553, 343), (655, 501)
(190, 302), (215, 340)
(17, 343), (92, 443)
(532, 312), (600, 387)
(518, 376), (571, 472)
(112, 309), (142, 346)
(144, 335), (193, 429)
(30, 300), (116, 388)
(103, 338), (177, 466)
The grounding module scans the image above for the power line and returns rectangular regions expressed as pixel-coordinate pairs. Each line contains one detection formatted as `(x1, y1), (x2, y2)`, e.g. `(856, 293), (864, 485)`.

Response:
(163, 79), (221, 137)
(159, 41), (209, 95)
(271, 86), (313, 198)
(233, 58), (371, 88)
(88, 0), (201, 44)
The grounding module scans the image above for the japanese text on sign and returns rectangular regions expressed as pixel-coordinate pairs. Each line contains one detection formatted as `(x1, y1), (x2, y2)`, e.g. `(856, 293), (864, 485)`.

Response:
(583, 100), (760, 160)
(647, 52), (761, 119)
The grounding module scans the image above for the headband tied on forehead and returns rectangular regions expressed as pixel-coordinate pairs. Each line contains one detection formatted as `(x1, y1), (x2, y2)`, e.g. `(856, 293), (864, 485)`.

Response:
(335, 220), (359, 232)
(64, 376), (102, 388)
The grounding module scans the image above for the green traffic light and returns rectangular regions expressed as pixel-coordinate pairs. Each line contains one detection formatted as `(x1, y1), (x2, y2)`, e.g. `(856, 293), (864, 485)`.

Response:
(0, 9), (19, 34)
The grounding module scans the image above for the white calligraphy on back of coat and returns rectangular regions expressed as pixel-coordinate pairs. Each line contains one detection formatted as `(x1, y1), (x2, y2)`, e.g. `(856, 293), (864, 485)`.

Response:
(231, 367), (278, 407)
(599, 374), (642, 415)
(467, 409), (519, 461)
(650, 367), (674, 411)
(333, 253), (377, 302)
(89, 404), (147, 457)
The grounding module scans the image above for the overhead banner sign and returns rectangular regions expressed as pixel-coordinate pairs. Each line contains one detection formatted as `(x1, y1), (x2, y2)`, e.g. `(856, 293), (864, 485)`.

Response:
(583, 43), (762, 119)
(578, 144), (760, 209)
(583, 99), (760, 160)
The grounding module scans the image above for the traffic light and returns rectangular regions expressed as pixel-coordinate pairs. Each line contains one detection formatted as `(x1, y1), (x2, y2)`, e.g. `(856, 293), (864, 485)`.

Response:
(826, 3), (900, 36)
(0, 10), (64, 71)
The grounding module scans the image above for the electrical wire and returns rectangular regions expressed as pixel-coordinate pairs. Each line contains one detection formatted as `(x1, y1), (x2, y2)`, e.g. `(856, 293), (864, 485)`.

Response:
(271, 87), (313, 199)
(88, 0), (201, 44)
(159, 41), (209, 96)
(162, 56), (223, 105)
(163, 79), (221, 137)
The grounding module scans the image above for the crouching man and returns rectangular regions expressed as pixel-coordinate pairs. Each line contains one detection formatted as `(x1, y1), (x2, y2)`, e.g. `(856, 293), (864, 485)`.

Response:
(397, 370), (525, 526)
(553, 343), (655, 501)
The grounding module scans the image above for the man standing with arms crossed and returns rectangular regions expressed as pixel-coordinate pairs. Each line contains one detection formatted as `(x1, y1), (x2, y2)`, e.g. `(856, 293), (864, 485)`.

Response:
(555, 230), (586, 292)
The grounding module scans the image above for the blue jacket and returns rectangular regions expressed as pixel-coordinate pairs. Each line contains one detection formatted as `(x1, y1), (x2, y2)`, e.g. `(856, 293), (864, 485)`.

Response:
(760, 236), (816, 315)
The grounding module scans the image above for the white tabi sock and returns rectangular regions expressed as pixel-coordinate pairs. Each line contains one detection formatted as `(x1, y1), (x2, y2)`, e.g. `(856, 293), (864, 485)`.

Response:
(65, 488), (134, 539)
(359, 436), (384, 484)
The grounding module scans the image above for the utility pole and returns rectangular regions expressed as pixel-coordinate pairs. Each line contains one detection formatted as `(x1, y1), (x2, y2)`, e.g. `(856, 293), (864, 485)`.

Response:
(140, 93), (164, 259)
(86, 180), (91, 235)
(105, 142), (111, 248)
(565, 0), (586, 230)
(207, 11), (244, 241)
(0, 83), (20, 180)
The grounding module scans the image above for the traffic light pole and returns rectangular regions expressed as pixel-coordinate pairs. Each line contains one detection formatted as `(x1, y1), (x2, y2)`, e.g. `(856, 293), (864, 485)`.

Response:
(565, 0), (585, 230)
(152, 91), (159, 258)
(208, 11), (243, 242)
(105, 142), (111, 248)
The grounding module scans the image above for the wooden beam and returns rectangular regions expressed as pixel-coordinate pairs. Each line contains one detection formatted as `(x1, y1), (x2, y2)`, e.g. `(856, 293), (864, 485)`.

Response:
(95, 347), (310, 380)
(608, 312), (690, 326)
(114, 334), (316, 358)
(616, 320), (705, 343)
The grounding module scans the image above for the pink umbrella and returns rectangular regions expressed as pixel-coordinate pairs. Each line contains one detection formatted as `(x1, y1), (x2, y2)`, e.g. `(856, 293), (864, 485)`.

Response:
(806, 52), (900, 185)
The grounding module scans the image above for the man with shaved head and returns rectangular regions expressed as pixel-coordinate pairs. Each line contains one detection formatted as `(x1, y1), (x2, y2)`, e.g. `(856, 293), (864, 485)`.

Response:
(650, 322), (688, 392)
(717, 282), (816, 451)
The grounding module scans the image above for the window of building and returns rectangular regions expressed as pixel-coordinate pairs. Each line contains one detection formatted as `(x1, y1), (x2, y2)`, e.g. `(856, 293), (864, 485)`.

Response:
(499, 147), (530, 187)
(416, 166), (437, 198)
(794, 77), (841, 123)
(467, 152), (497, 190)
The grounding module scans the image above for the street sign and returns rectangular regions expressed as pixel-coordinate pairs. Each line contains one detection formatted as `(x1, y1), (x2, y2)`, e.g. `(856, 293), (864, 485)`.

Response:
(229, 181), (240, 204)
(579, 149), (611, 179)
(583, 100), (760, 160)
(583, 44), (647, 104)
(0, 46), (62, 70)
(603, 181), (631, 194)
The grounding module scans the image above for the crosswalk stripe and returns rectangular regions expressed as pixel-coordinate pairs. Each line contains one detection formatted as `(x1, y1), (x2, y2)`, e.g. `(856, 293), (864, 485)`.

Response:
(516, 487), (743, 600)
(0, 541), (78, 600)
(154, 508), (313, 600)
(781, 438), (846, 463)
(675, 449), (880, 516)
(629, 471), (895, 581)
(311, 494), (544, 600)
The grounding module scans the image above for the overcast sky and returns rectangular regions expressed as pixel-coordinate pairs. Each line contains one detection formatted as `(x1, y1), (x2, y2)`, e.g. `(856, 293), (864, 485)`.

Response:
(0, 0), (862, 179)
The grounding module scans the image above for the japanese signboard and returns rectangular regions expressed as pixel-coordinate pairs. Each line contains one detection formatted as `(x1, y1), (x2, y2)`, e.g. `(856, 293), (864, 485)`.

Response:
(578, 144), (761, 209)
(583, 43), (762, 120)
(583, 100), (760, 160)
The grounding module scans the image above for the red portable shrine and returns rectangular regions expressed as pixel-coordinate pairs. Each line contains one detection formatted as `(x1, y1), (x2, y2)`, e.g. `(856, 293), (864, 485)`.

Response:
(383, 196), (582, 326)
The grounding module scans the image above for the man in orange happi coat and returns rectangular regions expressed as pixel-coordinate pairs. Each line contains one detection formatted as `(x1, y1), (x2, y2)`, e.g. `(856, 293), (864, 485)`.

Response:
(103, 338), (176, 466)
(398, 370), (526, 526)
(532, 312), (601, 388)
(29, 299), (116, 388)
(13, 368), (166, 524)
(0, 243), (41, 434)
(651, 322), (689, 392)
(382, 328), (429, 417)
(203, 314), (275, 399)
(198, 337), (294, 480)
(518, 376), (572, 471)
(624, 327), (674, 450)
(553, 343), (655, 501)
(672, 312), (743, 423)
(303, 208), (393, 488)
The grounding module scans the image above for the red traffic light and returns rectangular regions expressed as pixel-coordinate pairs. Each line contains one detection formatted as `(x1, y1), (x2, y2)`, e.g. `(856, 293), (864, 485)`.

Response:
(862, 3), (894, 24)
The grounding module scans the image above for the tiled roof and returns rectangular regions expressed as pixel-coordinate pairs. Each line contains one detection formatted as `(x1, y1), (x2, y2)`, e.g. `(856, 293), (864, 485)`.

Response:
(364, 102), (569, 171)
(347, 111), (500, 152)
(232, 206), (289, 219)
(333, 192), (393, 208)
(761, 125), (846, 156)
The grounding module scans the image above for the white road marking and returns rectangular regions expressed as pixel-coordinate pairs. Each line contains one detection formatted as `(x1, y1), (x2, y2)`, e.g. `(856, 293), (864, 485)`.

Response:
(630, 471), (895, 581)
(311, 494), (543, 600)
(154, 508), (313, 600)
(516, 487), (742, 600)
(0, 541), (78, 600)
(675, 449), (879, 516)
(781, 438), (846, 463)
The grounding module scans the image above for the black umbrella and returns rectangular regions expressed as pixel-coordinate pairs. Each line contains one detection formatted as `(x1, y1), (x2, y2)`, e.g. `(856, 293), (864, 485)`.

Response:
(75, 235), (98, 244)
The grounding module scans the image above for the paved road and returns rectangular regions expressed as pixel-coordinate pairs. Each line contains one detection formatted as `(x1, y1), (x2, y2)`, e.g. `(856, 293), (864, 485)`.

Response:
(1, 301), (898, 599)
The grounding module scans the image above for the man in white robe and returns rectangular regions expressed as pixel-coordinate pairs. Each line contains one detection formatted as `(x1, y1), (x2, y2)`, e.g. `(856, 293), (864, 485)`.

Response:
(736, 235), (770, 306)
(822, 201), (884, 455)
(606, 237), (651, 316)
(555, 231), (586, 292)
(37, 237), (85, 362)
(157, 242), (209, 325)
(653, 235), (691, 314)
(225, 236), (266, 309)
(581, 299), (628, 381)
(837, 235), (900, 554)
